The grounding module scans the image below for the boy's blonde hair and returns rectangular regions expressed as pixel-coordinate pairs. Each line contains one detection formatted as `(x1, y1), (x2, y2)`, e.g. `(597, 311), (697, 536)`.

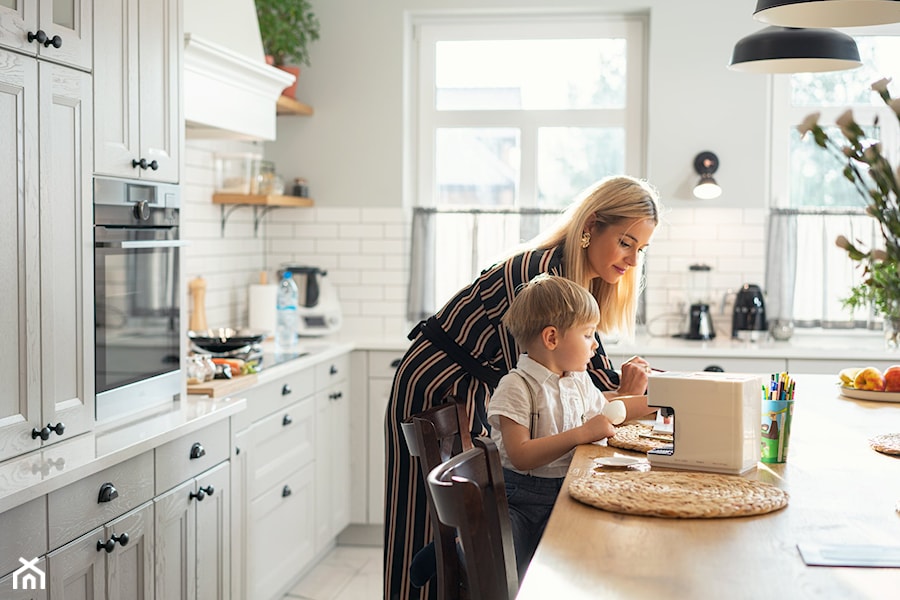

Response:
(502, 275), (600, 347)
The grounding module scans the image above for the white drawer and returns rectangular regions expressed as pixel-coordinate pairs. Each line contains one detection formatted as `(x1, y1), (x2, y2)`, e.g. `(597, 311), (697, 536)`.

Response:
(246, 397), (315, 499)
(0, 496), (47, 578)
(155, 419), (230, 494)
(49, 451), (154, 549)
(236, 366), (315, 429)
(368, 350), (404, 380)
(315, 353), (350, 390)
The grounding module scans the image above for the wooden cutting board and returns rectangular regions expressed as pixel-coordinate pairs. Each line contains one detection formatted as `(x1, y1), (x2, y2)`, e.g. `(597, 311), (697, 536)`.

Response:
(187, 374), (258, 398)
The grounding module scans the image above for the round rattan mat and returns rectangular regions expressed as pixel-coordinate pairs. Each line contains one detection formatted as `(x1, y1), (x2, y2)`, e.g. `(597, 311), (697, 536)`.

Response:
(608, 422), (672, 454)
(869, 433), (900, 456)
(569, 471), (789, 518)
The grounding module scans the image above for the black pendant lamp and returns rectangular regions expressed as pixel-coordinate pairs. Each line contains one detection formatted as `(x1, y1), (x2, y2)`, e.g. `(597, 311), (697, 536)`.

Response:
(729, 26), (862, 73)
(754, 0), (900, 28)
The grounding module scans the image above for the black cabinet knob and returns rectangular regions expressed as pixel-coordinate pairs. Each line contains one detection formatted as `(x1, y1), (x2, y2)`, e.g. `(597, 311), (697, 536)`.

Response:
(132, 158), (148, 169)
(96, 533), (127, 553)
(98, 483), (119, 503)
(329, 391), (343, 401)
(330, 364), (338, 375)
(281, 384), (292, 396)
(113, 533), (129, 547)
(44, 35), (62, 48)
(189, 442), (206, 459)
(189, 488), (206, 501)
(148, 160), (159, 170)
(31, 426), (50, 441)
(282, 414), (292, 426)
(201, 485), (214, 497)
(282, 485), (292, 497)
(27, 30), (47, 45)
(49, 422), (65, 436)
(390, 358), (402, 368)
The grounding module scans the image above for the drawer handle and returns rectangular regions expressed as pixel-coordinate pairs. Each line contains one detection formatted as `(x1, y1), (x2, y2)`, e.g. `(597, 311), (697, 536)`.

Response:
(390, 359), (402, 368)
(98, 482), (119, 504)
(330, 364), (338, 375)
(189, 442), (206, 460)
(329, 392), (343, 401)
(190, 485), (215, 502)
(282, 485), (292, 498)
(282, 384), (292, 396)
(96, 533), (129, 553)
(282, 414), (293, 426)
(31, 422), (65, 441)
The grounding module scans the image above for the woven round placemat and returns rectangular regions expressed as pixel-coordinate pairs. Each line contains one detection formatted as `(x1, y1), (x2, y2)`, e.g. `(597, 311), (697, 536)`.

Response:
(569, 471), (789, 518)
(869, 433), (900, 456)
(608, 422), (672, 453)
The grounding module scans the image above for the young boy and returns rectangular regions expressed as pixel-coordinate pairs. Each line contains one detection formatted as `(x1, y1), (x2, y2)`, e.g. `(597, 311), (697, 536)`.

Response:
(487, 274), (625, 580)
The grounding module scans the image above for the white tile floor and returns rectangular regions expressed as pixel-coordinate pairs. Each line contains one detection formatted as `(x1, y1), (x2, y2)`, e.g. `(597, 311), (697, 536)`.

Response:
(282, 545), (382, 600)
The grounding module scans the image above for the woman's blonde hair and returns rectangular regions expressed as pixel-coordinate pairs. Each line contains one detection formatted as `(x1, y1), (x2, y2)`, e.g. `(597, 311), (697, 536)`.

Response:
(502, 275), (600, 347)
(531, 175), (660, 337)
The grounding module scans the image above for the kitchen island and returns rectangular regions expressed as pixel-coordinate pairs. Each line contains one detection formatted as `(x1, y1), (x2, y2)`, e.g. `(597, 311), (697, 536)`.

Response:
(517, 373), (900, 600)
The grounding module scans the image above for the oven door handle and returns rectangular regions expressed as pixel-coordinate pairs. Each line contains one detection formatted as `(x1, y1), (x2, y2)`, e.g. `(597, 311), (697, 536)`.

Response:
(96, 240), (189, 249)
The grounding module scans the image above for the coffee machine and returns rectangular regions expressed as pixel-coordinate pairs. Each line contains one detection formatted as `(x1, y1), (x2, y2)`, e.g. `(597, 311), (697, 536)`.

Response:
(732, 283), (767, 341)
(685, 264), (715, 340)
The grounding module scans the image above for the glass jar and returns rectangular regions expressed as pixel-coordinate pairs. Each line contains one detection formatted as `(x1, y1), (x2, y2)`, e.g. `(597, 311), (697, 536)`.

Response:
(186, 354), (216, 384)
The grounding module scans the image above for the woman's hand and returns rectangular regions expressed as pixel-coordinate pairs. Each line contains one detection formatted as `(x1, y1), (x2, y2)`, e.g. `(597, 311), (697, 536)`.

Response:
(618, 355), (651, 396)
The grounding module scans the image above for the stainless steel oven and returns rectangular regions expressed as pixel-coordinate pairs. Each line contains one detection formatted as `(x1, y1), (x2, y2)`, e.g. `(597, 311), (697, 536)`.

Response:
(94, 177), (185, 421)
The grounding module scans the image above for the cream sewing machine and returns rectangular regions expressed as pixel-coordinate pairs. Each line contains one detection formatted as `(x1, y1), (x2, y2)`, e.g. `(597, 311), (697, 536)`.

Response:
(647, 371), (764, 475)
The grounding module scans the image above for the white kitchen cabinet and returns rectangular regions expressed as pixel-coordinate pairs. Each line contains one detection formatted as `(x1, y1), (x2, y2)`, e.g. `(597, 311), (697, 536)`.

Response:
(155, 461), (230, 600)
(0, 48), (93, 464)
(314, 356), (351, 554)
(364, 351), (403, 526)
(0, 0), (92, 70)
(93, 0), (181, 182)
(787, 357), (895, 374)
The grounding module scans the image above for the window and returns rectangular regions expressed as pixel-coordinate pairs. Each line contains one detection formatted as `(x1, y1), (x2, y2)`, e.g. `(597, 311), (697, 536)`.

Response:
(407, 13), (647, 319)
(768, 34), (900, 329)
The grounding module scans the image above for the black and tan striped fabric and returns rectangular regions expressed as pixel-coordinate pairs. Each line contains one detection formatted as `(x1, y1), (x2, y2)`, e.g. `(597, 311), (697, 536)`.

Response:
(383, 245), (620, 599)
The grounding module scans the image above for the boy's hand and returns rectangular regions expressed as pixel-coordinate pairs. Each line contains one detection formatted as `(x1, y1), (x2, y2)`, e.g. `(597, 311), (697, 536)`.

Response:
(581, 414), (616, 444)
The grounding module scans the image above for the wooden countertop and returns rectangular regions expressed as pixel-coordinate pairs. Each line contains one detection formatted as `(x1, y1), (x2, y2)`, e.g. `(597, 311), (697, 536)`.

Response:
(517, 374), (900, 599)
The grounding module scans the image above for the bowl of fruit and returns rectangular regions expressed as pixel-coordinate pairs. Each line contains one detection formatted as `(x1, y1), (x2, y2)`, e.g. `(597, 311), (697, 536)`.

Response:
(838, 366), (900, 402)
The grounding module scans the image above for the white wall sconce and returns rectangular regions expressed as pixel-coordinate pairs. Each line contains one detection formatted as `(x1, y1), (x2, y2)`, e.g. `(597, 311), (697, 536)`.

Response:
(693, 152), (722, 200)
(754, 0), (900, 28)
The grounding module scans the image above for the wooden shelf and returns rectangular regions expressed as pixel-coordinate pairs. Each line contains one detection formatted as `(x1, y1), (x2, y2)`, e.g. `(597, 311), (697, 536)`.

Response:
(213, 193), (314, 207)
(276, 95), (314, 116)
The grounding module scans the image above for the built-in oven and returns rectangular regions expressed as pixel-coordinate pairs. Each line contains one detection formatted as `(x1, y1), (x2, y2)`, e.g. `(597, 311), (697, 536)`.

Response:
(94, 177), (185, 422)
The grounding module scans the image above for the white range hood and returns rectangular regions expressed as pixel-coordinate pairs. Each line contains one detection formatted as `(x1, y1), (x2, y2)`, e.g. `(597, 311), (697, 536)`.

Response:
(183, 0), (293, 141)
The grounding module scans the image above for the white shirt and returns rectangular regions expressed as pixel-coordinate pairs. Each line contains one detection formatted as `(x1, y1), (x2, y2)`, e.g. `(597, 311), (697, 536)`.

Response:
(487, 354), (609, 478)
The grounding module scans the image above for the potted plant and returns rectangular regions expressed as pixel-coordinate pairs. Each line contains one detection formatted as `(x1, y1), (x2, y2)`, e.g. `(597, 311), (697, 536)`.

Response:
(255, 0), (320, 98)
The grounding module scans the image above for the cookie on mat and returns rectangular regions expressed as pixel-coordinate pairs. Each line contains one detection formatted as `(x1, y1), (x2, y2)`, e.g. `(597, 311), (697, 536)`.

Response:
(869, 433), (900, 456)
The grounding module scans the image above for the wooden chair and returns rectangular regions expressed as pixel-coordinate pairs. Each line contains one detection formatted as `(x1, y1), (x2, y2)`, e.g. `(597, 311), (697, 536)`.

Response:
(401, 399), (473, 600)
(426, 436), (519, 600)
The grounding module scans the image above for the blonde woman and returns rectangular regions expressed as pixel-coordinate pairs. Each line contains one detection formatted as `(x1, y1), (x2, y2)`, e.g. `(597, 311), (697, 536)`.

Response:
(384, 175), (660, 600)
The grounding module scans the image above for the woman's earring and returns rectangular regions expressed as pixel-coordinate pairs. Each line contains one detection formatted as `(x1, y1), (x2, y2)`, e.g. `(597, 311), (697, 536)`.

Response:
(580, 231), (591, 248)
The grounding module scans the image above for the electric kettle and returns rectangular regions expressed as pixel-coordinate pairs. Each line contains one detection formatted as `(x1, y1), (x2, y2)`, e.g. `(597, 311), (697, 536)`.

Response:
(732, 284), (767, 339)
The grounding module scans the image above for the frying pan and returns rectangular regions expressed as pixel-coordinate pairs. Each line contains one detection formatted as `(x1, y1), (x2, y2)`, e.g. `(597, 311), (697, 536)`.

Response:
(188, 327), (267, 353)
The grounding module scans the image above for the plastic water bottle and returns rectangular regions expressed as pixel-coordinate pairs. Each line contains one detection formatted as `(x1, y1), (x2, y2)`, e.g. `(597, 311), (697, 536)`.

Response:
(276, 271), (299, 351)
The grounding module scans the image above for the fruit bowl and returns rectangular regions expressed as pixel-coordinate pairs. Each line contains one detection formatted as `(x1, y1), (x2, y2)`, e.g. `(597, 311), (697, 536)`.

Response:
(838, 365), (900, 402)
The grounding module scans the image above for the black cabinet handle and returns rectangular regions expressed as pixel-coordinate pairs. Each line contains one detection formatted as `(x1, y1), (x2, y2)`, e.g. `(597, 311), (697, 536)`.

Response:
(190, 485), (215, 501)
(96, 533), (128, 553)
(27, 30), (47, 45)
(704, 365), (725, 372)
(98, 483), (119, 503)
(44, 34), (62, 48)
(330, 364), (338, 375)
(148, 160), (159, 170)
(189, 442), (206, 459)
(282, 414), (293, 426)
(329, 391), (343, 401)
(281, 384), (292, 396)
(201, 485), (214, 497)
(282, 485), (292, 497)
(390, 359), (402, 368)
(31, 422), (65, 440)
(132, 158), (147, 169)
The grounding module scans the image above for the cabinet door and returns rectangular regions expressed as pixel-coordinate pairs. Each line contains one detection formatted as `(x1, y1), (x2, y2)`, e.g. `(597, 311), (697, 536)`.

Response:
(154, 480), (196, 600)
(46, 527), (105, 599)
(0, 49), (41, 462)
(106, 502), (154, 600)
(195, 463), (229, 600)
(229, 429), (249, 600)
(91, 0), (139, 179)
(367, 376), (392, 524)
(37, 0), (91, 70)
(315, 379), (351, 552)
(0, 557), (48, 599)
(0, 0), (37, 56)
(135, 0), (180, 183)
(38, 60), (93, 444)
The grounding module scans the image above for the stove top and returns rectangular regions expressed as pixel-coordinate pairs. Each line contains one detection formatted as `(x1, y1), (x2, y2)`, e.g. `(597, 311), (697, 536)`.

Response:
(190, 343), (264, 368)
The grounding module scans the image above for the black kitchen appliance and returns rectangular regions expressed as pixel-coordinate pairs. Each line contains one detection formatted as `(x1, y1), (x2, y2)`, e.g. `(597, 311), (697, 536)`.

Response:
(685, 264), (715, 340)
(732, 284), (768, 339)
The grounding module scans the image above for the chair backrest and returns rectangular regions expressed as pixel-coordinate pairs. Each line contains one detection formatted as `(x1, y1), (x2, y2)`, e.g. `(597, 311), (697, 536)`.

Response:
(427, 437), (519, 600)
(401, 400), (474, 600)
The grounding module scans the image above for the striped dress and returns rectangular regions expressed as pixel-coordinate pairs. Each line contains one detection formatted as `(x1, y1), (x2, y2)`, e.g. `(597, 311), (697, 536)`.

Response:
(383, 245), (621, 600)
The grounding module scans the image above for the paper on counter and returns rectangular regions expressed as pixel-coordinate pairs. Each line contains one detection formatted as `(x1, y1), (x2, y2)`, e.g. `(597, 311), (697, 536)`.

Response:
(797, 543), (900, 568)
